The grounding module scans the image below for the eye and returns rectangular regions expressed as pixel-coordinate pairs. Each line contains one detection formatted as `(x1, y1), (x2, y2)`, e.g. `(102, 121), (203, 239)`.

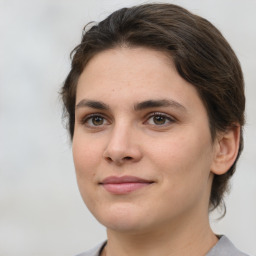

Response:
(81, 114), (109, 127)
(146, 112), (175, 126)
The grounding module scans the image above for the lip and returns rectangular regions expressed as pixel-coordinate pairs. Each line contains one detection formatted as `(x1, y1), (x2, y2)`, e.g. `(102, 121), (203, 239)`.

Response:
(99, 175), (154, 195)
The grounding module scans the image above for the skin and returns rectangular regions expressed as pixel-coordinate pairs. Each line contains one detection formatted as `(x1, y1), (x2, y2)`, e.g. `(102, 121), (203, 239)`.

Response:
(72, 47), (239, 256)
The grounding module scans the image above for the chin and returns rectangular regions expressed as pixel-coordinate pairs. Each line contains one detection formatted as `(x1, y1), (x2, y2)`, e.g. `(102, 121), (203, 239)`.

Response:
(93, 202), (151, 232)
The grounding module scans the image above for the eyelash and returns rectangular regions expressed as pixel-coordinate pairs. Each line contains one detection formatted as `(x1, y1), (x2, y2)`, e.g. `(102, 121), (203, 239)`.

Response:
(145, 112), (175, 126)
(80, 113), (109, 127)
(80, 112), (175, 128)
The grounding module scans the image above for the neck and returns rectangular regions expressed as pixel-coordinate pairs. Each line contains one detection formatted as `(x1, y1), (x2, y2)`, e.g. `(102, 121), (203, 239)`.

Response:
(102, 209), (218, 256)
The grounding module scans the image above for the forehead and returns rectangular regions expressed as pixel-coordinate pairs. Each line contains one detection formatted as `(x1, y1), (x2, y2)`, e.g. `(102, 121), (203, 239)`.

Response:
(77, 46), (174, 90)
(76, 47), (204, 113)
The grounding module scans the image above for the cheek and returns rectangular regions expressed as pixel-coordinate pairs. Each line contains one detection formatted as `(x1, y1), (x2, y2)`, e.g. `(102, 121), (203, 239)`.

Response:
(149, 135), (213, 216)
(72, 135), (102, 179)
(150, 131), (211, 164)
(72, 136), (102, 208)
(149, 129), (213, 190)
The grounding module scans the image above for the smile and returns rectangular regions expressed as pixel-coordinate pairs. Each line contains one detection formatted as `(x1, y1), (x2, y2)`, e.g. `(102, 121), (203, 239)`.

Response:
(99, 175), (154, 195)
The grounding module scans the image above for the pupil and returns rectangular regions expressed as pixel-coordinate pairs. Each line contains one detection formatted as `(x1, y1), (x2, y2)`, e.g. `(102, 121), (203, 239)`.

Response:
(92, 116), (103, 125)
(154, 116), (165, 125)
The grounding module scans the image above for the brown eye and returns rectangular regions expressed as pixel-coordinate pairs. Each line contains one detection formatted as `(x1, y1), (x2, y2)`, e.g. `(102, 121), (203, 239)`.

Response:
(91, 116), (104, 126)
(146, 113), (174, 126)
(82, 114), (108, 127)
(153, 115), (166, 125)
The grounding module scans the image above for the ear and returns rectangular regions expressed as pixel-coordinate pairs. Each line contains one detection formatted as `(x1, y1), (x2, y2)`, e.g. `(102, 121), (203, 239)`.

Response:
(211, 125), (240, 175)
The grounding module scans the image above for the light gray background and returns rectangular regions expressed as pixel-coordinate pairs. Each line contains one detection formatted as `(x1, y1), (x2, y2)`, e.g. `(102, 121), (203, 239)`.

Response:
(1, 0), (256, 255)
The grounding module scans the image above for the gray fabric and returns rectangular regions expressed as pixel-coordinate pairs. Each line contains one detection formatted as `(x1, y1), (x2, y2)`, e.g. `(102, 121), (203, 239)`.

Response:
(76, 236), (249, 256)
(76, 241), (106, 256)
(206, 236), (249, 256)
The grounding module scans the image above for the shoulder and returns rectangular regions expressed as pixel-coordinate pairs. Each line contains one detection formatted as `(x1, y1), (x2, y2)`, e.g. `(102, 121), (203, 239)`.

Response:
(76, 237), (250, 256)
(206, 235), (250, 256)
(75, 241), (106, 256)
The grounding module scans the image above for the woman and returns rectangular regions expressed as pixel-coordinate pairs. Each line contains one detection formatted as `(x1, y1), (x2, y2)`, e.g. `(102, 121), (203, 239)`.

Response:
(61, 3), (249, 256)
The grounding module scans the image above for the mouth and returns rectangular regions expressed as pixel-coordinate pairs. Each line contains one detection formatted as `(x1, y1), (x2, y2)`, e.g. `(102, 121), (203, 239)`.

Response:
(99, 175), (154, 195)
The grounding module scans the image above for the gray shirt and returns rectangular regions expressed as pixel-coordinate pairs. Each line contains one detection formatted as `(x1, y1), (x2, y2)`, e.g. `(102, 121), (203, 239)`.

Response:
(76, 236), (249, 256)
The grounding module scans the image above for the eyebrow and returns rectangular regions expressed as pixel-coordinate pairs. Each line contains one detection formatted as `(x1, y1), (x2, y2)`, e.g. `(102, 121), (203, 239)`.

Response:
(75, 98), (186, 112)
(134, 99), (186, 112)
(76, 99), (110, 110)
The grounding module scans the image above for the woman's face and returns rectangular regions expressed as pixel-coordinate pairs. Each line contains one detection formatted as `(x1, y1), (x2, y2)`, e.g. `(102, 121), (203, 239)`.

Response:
(73, 47), (217, 233)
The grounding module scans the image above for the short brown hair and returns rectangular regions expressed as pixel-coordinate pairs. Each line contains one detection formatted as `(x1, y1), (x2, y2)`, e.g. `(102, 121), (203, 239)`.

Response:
(61, 3), (245, 212)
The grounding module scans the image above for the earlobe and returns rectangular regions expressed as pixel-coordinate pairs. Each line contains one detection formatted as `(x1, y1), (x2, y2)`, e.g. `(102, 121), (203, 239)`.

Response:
(211, 125), (240, 175)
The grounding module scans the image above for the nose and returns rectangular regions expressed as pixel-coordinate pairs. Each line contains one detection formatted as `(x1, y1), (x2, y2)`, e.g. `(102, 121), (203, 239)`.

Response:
(103, 123), (143, 165)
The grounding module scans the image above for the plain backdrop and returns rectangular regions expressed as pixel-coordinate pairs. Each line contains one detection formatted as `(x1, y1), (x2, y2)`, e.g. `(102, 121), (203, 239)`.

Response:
(1, 0), (256, 255)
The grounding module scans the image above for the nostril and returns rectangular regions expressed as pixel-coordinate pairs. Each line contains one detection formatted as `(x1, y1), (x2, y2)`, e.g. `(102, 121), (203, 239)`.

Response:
(123, 156), (132, 160)
(106, 157), (112, 162)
